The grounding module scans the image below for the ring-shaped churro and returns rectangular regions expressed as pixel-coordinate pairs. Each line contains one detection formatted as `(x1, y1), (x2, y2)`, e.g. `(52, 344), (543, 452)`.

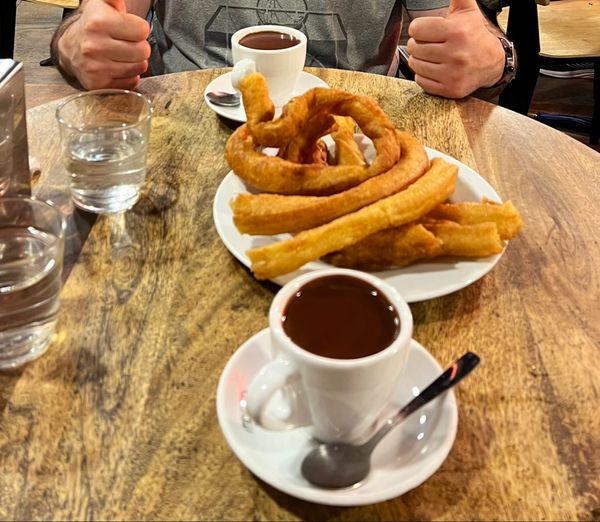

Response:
(330, 116), (366, 167)
(231, 131), (429, 234)
(241, 73), (354, 147)
(225, 125), (382, 195)
(226, 73), (400, 195)
(278, 112), (335, 163)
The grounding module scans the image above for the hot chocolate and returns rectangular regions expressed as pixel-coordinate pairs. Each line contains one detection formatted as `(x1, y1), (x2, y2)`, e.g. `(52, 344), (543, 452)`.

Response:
(282, 275), (400, 359)
(239, 30), (301, 51)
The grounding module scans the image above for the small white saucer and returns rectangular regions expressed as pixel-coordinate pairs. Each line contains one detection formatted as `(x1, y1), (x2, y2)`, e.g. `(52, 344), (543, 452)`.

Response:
(216, 329), (458, 506)
(203, 71), (329, 123)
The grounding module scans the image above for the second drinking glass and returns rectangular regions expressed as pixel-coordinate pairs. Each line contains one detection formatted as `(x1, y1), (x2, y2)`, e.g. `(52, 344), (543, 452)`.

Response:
(56, 89), (153, 214)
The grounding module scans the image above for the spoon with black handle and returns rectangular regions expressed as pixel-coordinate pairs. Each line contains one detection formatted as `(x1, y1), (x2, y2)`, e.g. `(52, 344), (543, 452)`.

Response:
(301, 351), (480, 489)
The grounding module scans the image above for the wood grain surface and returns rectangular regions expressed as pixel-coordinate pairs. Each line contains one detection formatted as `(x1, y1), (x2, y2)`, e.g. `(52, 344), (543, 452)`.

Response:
(24, 0), (79, 9)
(25, 83), (77, 110)
(1, 68), (600, 521)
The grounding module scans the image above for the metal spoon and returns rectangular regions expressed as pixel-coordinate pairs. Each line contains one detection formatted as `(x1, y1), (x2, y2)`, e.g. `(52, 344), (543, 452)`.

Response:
(206, 91), (241, 107)
(301, 351), (480, 489)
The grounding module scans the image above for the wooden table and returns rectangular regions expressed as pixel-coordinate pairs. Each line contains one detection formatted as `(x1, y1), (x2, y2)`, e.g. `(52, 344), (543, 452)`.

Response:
(2, 68), (600, 520)
(24, 0), (79, 9)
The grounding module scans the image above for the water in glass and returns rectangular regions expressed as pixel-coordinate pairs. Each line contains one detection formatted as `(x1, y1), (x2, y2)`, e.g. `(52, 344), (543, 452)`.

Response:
(0, 133), (11, 196)
(0, 226), (62, 368)
(64, 126), (147, 213)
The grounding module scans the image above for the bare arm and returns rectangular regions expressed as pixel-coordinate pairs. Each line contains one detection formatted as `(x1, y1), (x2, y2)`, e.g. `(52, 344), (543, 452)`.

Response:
(51, 0), (153, 90)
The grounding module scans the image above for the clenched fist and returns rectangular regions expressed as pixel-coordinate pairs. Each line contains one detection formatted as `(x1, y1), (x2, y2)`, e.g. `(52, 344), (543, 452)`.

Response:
(407, 0), (506, 98)
(57, 0), (151, 90)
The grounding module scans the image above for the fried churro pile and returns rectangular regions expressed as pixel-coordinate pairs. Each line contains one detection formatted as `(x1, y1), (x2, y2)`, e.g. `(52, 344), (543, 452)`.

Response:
(224, 73), (522, 280)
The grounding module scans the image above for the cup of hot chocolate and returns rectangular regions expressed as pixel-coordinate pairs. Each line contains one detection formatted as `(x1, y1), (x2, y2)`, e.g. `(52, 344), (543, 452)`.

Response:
(230, 25), (307, 106)
(246, 268), (414, 444)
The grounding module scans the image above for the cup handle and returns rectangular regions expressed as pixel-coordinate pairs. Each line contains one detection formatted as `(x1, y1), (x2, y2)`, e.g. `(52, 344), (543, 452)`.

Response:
(246, 354), (311, 430)
(231, 59), (256, 93)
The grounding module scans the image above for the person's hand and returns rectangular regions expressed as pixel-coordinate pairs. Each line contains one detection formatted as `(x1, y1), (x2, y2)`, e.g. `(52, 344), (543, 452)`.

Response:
(58, 0), (151, 90)
(407, 0), (506, 98)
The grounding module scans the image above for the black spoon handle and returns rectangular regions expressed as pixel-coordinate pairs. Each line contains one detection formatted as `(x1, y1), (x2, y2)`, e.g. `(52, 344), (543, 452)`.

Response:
(365, 352), (480, 451)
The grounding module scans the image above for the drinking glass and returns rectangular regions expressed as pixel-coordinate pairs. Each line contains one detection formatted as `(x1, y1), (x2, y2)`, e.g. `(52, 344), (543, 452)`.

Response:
(0, 196), (66, 369)
(56, 89), (153, 213)
(0, 133), (11, 197)
(0, 98), (12, 197)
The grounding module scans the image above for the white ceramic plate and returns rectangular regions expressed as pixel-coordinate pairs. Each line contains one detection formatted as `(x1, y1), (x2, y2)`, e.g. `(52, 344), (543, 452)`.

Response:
(203, 71), (329, 122)
(213, 136), (505, 302)
(216, 328), (458, 506)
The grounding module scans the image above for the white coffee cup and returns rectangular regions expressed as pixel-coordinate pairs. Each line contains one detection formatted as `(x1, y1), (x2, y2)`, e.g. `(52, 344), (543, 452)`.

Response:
(246, 268), (413, 444)
(231, 25), (307, 107)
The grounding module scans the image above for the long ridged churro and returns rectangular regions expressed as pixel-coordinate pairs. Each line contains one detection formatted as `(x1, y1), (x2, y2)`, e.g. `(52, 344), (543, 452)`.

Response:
(247, 158), (458, 279)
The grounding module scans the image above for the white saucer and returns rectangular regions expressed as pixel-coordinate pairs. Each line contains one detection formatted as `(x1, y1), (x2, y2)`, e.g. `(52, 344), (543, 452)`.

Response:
(213, 135), (506, 302)
(204, 71), (329, 122)
(216, 329), (458, 506)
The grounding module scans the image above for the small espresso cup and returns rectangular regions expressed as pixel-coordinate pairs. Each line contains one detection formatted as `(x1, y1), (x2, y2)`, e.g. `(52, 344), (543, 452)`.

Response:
(231, 25), (307, 106)
(246, 268), (413, 444)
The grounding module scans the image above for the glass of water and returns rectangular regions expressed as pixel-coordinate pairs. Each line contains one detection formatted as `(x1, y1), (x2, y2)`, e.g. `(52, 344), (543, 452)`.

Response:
(56, 90), (153, 213)
(0, 99), (13, 197)
(0, 196), (66, 369)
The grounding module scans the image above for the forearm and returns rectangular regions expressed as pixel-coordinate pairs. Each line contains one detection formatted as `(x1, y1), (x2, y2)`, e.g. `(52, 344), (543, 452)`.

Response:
(476, 6), (513, 90)
(473, 19), (515, 99)
(50, 11), (83, 87)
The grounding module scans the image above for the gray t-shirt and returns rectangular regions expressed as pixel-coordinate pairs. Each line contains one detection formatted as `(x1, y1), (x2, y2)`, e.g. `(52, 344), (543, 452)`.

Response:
(149, 1), (500, 76)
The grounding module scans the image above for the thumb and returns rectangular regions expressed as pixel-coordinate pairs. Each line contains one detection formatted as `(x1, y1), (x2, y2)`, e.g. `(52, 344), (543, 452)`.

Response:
(448, 0), (480, 15)
(99, 0), (127, 13)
